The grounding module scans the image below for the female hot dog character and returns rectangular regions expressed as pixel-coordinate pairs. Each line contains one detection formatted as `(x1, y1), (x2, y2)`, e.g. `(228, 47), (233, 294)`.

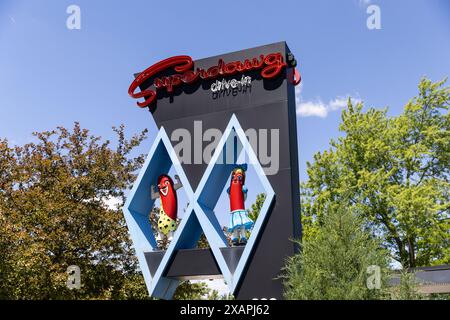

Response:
(227, 165), (253, 245)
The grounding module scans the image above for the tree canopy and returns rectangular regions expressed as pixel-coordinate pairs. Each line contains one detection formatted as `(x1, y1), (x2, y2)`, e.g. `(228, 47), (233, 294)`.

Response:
(283, 202), (390, 300)
(0, 123), (150, 299)
(302, 78), (449, 268)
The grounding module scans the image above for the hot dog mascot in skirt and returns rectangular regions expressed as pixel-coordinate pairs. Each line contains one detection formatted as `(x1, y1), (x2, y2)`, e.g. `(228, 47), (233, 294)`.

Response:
(227, 165), (254, 245)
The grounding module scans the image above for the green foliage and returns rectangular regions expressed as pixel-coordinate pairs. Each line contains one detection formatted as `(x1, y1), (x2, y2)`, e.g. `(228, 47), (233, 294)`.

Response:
(245, 193), (266, 239)
(300, 182), (320, 242)
(208, 291), (235, 300)
(173, 281), (211, 300)
(0, 123), (217, 300)
(304, 78), (450, 268)
(428, 292), (450, 300)
(195, 234), (210, 249)
(173, 281), (234, 300)
(247, 193), (266, 222)
(0, 123), (149, 299)
(282, 203), (390, 300)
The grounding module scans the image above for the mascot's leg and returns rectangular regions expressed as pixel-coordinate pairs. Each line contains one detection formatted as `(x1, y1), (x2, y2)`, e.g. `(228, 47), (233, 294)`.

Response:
(167, 231), (174, 242)
(156, 230), (164, 242)
(232, 229), (240, 246)
(239, 228), (247, 245)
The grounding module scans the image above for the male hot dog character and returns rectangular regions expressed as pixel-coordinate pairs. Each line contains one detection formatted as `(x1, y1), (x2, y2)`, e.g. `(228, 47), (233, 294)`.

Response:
(227, 165), (253, 245)
(151, 174), (183, 241)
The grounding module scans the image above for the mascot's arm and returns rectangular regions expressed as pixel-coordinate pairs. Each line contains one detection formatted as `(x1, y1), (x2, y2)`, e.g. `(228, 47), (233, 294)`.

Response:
(150, 185), (160, 200)
(174, 175), (183, 190)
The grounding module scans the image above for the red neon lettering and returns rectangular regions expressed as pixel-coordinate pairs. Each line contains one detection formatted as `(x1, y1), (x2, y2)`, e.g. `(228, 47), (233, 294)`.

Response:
(128, 55), (193, 108)
(261, 53), (287, 79)
(128, 52), (294, 108)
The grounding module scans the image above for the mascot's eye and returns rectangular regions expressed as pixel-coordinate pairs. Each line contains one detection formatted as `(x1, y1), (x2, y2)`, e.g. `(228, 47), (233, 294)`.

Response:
(238, 176), (242, 181)
(165, 181), (169, 186)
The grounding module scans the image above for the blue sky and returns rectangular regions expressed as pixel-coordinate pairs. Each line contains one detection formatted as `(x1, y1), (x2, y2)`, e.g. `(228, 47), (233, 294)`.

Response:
(1, 0), (449, 184)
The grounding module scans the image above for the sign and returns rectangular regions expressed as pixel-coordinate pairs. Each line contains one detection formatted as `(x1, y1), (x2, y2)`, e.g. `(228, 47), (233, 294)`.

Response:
(123, 42), (301, 300)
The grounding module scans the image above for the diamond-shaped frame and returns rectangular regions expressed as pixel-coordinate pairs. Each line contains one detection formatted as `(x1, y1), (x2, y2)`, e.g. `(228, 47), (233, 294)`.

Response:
(123, 114), (275, 299)
(194, 114), (275, 295)
(122, 127), (195, 299)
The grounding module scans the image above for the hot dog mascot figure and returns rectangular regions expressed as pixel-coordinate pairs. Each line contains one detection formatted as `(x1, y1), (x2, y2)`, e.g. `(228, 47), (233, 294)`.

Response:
(227, 165), (253, 246)
(151, 174), (183, 241)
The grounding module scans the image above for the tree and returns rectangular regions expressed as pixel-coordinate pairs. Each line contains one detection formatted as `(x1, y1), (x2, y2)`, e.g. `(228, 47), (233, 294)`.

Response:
(0, 123), (150, 299)
(0, 123), (226, 300)
(0, 123), (235, 300)
(173, 281), (211, 300)
(247, 193), (266, 222)
(300, 182), (320, 242)
(305, 78), (449, 268)
(282, 202), (390, 300)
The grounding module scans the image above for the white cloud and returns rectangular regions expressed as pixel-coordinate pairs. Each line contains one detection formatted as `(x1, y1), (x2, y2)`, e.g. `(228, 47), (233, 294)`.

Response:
(328, 97), (351, 111)
(297, 100), (328, 118)
(295, 83), (361, 118)
(358, 0), (371, 6)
